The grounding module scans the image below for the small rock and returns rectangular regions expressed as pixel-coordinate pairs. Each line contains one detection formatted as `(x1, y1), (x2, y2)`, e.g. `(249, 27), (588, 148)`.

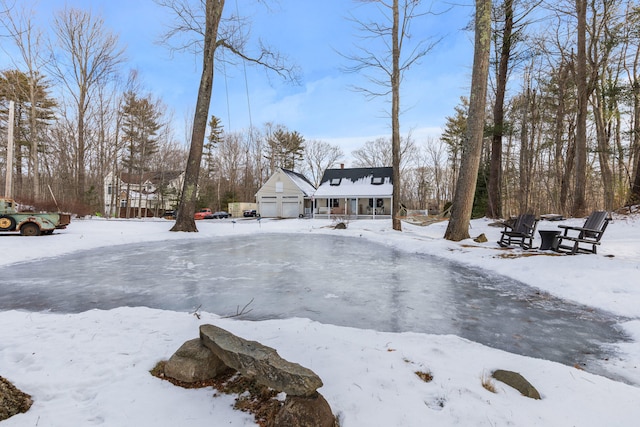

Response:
(492, 369), (541, 399)
(164, 338), (229, 383)
(271, 393), (337, 427)
(474, 233), (488, 243)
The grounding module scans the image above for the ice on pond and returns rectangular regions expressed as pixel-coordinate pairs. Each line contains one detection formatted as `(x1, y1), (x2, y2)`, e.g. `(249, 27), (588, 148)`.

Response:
(0, 233), (627, 379)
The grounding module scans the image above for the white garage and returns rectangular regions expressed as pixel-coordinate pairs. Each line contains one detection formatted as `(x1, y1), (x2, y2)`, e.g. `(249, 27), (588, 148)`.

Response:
(255, 168), (315, 218)
(259, 197), (277, 217)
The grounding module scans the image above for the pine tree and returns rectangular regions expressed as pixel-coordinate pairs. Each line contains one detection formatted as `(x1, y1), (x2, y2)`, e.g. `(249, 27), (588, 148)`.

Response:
(204, 115), (224, 178)
(120, 91), (162, 217)
(0, 69), (56, 199)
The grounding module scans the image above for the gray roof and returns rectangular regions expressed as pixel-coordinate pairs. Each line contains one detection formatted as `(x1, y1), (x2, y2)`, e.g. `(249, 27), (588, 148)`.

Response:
(281, 168), (316, 196)
(319, 167), (393, 185)
(314, 167), (393, 198)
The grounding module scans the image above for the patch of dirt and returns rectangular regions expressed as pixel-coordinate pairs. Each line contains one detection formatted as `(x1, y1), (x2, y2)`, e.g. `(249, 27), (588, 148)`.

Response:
(0, 375), (33, 421)
(150, 361), (282, 427)
(494, 251), (562, 259)
(459, 244), (563, 258)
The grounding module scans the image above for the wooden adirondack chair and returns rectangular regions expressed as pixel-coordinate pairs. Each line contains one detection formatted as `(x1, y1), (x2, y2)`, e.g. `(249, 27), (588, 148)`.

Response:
(497, 214), (539, 250)
(552, 211), (610, 255)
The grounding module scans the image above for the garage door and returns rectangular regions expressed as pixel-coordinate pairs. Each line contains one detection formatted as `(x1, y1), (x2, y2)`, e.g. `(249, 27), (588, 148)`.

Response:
(260, 199), (277, 217)
(282, 202), (299, 218)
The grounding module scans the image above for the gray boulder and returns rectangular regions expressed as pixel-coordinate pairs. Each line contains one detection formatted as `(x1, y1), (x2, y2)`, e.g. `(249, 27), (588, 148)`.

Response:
(164, 338), (229, 383)
(271, 393), (337, 427)
(200, 324), (323, 397)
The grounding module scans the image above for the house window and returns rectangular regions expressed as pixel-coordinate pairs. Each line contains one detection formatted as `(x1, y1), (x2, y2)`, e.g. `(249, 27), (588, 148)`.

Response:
(330, 198), (340, 208)
(371, 176), (384, 185)
(276, 181), (284, 192)
(330, 178), (341, 186)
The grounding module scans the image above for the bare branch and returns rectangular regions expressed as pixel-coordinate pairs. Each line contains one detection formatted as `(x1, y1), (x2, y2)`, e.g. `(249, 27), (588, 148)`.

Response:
(154, 0), (299, 83)
(221, 298), (255, 318)
(340, 0), (445, 98)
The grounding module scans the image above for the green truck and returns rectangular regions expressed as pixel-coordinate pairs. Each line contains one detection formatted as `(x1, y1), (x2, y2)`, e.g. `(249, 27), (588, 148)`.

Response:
(0, 197), (71, 236)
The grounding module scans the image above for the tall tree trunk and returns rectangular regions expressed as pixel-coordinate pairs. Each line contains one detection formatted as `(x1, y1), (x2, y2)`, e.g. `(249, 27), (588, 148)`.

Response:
(553, 62), (569, 212)
(29, 82), (40, 200)
(573, 0), (588, 216)
(629, 51), (640, 203)
(593, 83), (615, 211)
(171, 0), (224, 232)
(445, 0), (492, 241)
(391, 0), (402, 231)
(78, 104), (86, 202)
(519, 86), (530, 213)
(560, 129), (576, 212)
(487, 0), (513, 219)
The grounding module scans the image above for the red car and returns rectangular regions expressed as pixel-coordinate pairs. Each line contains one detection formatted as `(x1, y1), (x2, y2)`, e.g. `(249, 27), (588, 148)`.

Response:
(194, 208), (213, 220)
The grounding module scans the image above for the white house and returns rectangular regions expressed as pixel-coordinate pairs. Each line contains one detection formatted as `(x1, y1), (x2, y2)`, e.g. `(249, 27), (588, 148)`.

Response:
(255, 168), (315, 218)
(104, 170), (184, 218)
(313, 167), (393, 219)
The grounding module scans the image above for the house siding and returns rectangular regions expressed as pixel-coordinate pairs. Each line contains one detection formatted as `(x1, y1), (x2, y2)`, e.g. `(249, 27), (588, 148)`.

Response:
(313, 167), (394, 219)
(103, 170), (184, 218)
(255, 168), (315, 218)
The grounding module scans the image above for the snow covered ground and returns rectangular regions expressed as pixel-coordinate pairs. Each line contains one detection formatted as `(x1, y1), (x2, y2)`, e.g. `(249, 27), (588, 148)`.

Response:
(1, 214), (639, 426)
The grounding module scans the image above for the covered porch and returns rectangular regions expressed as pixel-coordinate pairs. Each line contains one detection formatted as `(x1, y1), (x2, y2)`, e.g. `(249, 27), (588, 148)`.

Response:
(312, 196), (392, 220)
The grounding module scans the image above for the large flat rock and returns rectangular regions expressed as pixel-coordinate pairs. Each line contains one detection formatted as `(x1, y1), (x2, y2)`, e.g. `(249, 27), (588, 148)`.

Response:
(200, 324), (322, 397)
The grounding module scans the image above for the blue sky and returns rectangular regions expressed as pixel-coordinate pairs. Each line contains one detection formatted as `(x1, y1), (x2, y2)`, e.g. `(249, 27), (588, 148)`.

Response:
(6, 0), (476, 158)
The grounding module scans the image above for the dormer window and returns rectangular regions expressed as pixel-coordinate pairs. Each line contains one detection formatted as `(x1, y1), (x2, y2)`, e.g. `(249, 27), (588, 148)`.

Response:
(330, 178), (341, 186)
(371, 176), (384, 185)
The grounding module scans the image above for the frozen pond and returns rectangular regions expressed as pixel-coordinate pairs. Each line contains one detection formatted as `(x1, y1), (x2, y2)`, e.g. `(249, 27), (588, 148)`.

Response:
(0, 233), (627, 378)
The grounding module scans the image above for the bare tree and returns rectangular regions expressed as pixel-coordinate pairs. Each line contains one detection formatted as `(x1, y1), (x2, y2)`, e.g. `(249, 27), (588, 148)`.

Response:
(423, 137), (448, 211)
(625, 3), (640, 204)
(49, 7), (124, 204)
(351, 135), (417, 170)
(486, 0), (540, 218)
(344, 0), (441, 231)
(302, 139), (344, 187)
(572, 0), (589, 216)
(156, 0), (298, 232)
(445, 0), (492, 241)
(487, 0), (514, 218)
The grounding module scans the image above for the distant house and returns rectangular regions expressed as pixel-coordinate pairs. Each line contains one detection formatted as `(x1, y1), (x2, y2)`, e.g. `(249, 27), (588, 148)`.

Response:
(104, 170), (184, 218)
(313, 167), (393, 219)
(255, 168), (316, 218)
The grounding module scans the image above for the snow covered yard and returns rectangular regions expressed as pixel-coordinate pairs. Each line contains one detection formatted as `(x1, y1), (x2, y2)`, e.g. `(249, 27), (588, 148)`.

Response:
(1, 215), (639, 426)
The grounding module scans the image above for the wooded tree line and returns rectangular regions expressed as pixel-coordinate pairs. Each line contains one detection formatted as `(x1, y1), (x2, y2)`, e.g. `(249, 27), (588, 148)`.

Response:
(474, 0), (640, 219)
(2, 0), (640, 219)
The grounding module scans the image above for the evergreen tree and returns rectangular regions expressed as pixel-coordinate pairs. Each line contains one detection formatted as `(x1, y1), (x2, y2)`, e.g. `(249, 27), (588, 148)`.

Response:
(0, 69), (56, 199)
(265, 128), (305, 171)
(204, 115), (224, 178)
(120, 91), (162, 216)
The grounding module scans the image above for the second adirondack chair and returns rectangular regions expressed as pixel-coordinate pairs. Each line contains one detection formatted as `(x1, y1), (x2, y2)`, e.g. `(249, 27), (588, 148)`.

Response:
(552, 211), (610, 255)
